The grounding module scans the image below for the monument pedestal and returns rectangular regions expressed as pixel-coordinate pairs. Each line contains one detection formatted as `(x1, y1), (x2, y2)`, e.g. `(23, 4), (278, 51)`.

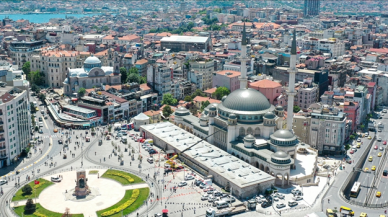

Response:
(73, 170), (90, 198)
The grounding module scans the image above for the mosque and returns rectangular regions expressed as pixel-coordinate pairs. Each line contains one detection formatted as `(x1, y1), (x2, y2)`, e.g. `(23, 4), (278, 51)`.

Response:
(63, 55), (121, 95)
(172, 26), (312, 187)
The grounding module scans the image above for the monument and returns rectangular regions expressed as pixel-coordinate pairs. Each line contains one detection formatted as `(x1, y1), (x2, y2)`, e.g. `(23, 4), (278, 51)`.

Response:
(74, 170), (90, 198)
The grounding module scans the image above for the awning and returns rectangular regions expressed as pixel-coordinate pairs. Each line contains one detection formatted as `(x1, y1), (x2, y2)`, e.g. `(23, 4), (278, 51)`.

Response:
(71, 98), (78, 101)
(83, 124), (90, 127)
(162, 209), (168, 214)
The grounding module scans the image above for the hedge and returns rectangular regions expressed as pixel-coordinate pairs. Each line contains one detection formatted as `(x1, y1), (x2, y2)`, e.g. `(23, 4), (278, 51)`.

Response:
(105, 171), (134, 183)
(101, 189), (140, 216)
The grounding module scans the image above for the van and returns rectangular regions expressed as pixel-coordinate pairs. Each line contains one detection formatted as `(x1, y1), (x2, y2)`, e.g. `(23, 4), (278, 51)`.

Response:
(215, 201), (229, 209)
(121, 136), (127, 143)
(326, 209), (335, 217)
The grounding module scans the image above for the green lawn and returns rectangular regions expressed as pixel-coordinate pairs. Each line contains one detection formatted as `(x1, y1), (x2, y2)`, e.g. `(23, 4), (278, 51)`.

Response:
(14, 203), (84, 217)
(89, 170), (99, 174)
(12, 178), (53, 202)
(96, 188), (149, 217)
(101, 169), (144, 185)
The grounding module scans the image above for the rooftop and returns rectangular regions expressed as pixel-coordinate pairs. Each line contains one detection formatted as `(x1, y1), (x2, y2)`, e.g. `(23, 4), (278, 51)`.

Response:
(160, 35), (209, 43)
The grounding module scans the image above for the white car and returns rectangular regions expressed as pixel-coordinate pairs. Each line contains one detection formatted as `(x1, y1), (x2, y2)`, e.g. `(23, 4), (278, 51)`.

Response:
(178, 181), (187, 187)
(201, 194), (209, 200)
(185, 175), (194, 180)
(275, 193), (285, 199)
(357, 138), (361, 142)
(380, 147), (384, 151)
(291, 189), (301, 194)
(365, 132), (369, 136)
(0, 179), (7, 185)
(276, 203), (286, 209)
(208, 195), (215, 202)
(293, 196), (303, 201)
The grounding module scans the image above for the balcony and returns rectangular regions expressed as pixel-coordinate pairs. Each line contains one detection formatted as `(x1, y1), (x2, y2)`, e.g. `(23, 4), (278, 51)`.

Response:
(0, 129), (4, 133)
(0, 121), (3, 124)
(0, 138), (5, 142)
(0, 155), (8, 159)
(0, 146), (5, 150)
(0, 111), (3, 115)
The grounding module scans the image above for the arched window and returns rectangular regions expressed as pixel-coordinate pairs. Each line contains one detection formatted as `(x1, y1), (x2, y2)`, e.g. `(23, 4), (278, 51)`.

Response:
(255, 127), (261, 137)
(247, 127), (253, 135)
(239, 127), (245, 137)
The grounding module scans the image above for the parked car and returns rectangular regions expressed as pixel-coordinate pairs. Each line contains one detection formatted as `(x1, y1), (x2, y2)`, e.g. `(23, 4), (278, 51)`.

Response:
(178, 181), (187, 187)
(0, 179), (7, 185)
(293, 196), (303, 201)
(185, 175), (195, 180)
(288, 200), (298, 207)
(261, 202), (271, 208)
(147, 158), (154, 164)
(275, 193), (285, 199)
(201, 194), (209, 200)
(276, 203), (286, 209)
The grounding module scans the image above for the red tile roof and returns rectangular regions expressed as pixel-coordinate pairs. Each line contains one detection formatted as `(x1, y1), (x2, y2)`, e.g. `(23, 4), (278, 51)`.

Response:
(249, 79), (281, 88)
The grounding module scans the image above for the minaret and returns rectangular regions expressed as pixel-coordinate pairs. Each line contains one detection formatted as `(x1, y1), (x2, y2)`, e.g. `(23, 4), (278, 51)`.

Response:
(239, 23), (249, 89)
(286, 29), (298, 131)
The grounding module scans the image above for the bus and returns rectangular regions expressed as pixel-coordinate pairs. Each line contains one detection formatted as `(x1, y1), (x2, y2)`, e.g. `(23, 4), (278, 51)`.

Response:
(350, 182), (361, 198)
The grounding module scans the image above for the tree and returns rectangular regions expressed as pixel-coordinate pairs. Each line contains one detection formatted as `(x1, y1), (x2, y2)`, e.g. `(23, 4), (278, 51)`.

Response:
(78, 88), (86, 98)
(30, 102), (36, 114)
(22, 61), (31, 79)
(350, 135), (355, 140)
(161, 93), (177, 105)
(38, 93), (46, 102)
(127, 73), (140, 83)
(31, 84), (40, 93)
(293, 105), (301, 113)
(129, 67), (139, 74)
(200, 100), (210, 111)
(24, 199), (36, 213)
(184, 95), (192, 102)
(213, 86), (230, 100)
(22, 184), (33, 195)
(162, 105), (173, 118)
(139, 76), (147, 84)
(360, 124), (365, 129)
(30, 70), (45, 86)
(191, 89), (205, 99)
(120, 67), (128, 83)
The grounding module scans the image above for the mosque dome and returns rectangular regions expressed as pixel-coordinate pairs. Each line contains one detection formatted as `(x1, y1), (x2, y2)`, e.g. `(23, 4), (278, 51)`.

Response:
(222, 88), (271, 112)
(270, 130), (298, 146)
(84, 55), (101, 65)
(228, 113), (237, 119)
(264, 111), (276, 119)
(209, 105), (217, 111)
(275, 105), (284, 111)
(271, 151), (291, 164)
(174, 106), (190, 116)
(243, 134), (255, 142)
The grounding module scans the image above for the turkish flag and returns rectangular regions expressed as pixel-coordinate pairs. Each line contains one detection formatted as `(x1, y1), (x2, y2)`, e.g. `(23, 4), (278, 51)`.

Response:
(34, 180), (39, 185)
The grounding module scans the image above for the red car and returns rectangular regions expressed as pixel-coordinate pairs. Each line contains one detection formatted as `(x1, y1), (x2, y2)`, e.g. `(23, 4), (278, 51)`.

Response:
(374, 145), (378, 150)
(350, 150), (354, 154)
(384, 141), (387, 145)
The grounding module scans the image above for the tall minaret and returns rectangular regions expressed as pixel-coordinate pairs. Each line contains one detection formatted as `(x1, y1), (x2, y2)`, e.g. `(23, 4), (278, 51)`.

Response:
(286, 29), (298, 131)
(239, 23), (249, 89)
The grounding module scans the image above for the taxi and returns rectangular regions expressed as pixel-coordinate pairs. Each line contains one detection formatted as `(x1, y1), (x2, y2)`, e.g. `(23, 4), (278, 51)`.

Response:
(365, 167), (369, 171)
(53, 128), (58, 133)
(376, 191), (381, 197)
(369, 156), (373, 162)
(357, 144), (361, 148)
(368, 136), (372, 140)
(378, 152), (382, 157)
(372, 166), (376, 171)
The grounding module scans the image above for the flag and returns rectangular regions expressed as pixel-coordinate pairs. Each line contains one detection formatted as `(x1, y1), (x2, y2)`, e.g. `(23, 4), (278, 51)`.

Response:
(34, 180), (39, 185)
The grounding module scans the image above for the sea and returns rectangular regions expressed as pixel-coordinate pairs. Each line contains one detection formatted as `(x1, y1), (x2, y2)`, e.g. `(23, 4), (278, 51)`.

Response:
(0, 13), (106, 24)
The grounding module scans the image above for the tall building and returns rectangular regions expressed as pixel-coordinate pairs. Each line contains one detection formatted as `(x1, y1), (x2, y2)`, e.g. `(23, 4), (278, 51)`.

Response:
(286, 29), (298, 131)
(0, 87), (31, 168)
(304, 0), (320, 16)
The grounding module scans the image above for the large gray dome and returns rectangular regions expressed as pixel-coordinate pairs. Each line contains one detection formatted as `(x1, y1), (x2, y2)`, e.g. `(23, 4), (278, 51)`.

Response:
(272, 130), (295, 140)
(222, 88), (271, 112)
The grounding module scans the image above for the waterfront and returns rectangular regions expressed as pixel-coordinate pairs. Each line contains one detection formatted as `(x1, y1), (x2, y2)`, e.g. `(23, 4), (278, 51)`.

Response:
(0, 13), (105, 23)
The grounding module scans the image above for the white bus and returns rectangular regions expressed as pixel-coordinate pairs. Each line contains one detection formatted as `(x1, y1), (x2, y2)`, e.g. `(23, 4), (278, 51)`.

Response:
(350, 182), (361, 198)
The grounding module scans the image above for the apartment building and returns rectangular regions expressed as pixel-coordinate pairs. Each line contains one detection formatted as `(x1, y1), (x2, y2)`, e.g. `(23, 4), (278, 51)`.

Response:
(213, 70), (240, 93)
(309, 107), (346, 155)
(0, 87), (31, 168)
(102, 34), (141, 45)
(294, 79), (318, 109)
(188, 59), (215, 91)
(291, 38), (345, 58)
(146, 64), (172, 96)
(9, 40), (45, 68)
(292, 114), (311, 145)
(248, 79), (281, 104)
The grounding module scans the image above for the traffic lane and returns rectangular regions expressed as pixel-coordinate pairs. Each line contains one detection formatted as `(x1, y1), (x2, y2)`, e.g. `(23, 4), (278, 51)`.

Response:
(370, 146), (388, 204)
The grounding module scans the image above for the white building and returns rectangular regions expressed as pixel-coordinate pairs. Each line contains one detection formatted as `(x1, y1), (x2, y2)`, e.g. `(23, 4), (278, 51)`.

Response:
(0, 87), (31, 168)
(146, 64), (172, 96)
